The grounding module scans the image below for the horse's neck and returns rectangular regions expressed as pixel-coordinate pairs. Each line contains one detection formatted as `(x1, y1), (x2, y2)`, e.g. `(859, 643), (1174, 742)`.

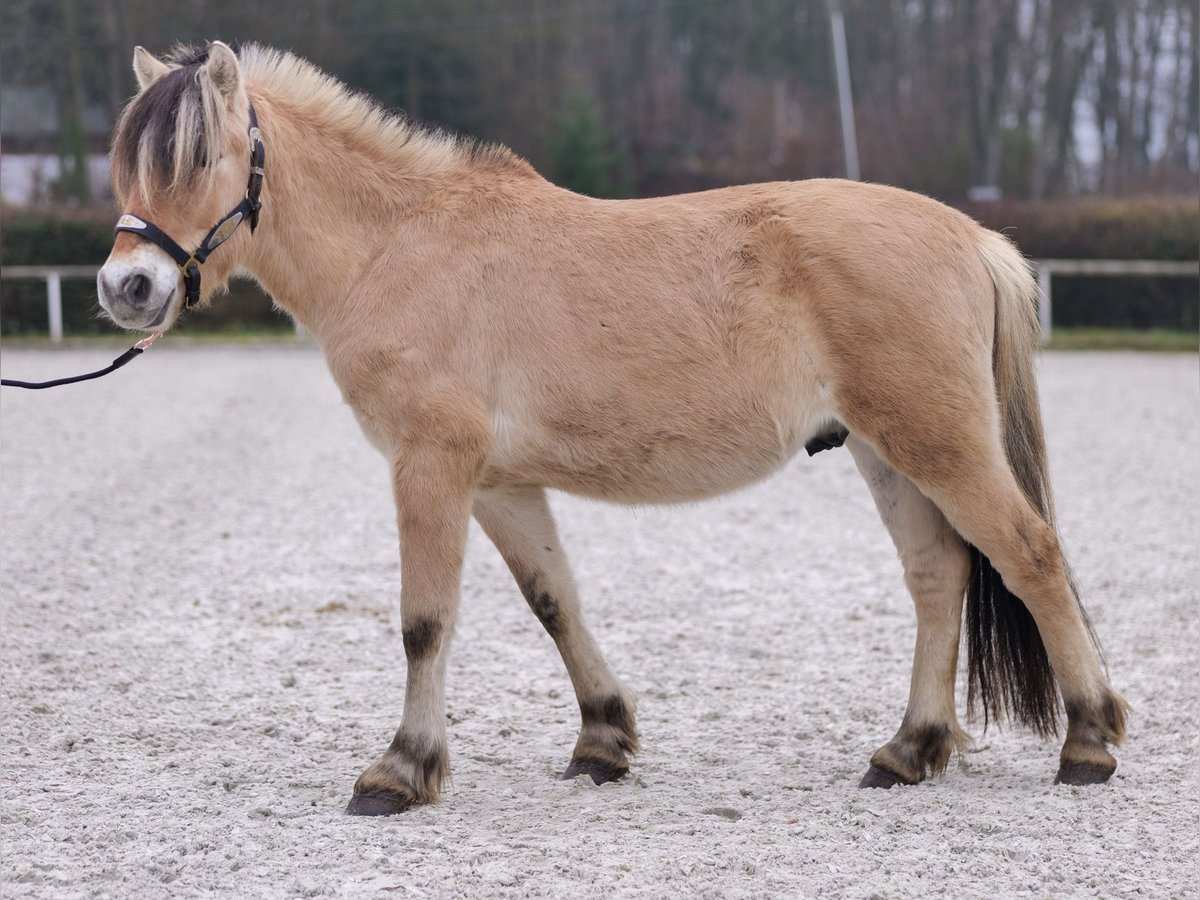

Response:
(241, 91), (456, 335)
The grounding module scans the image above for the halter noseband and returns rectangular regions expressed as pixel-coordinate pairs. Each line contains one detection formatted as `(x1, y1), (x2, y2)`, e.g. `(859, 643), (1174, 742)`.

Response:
(114, 103), (265, 308)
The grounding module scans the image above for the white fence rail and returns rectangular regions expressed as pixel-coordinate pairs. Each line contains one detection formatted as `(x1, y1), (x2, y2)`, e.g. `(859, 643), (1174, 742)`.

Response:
(2, 265), (99, 342)
(3, 259), (1198, 344)
(1035, 259), (1199, 343)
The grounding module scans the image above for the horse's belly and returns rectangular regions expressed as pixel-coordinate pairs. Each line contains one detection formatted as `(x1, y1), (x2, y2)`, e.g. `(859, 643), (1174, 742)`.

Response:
(483, 388), (830, 503)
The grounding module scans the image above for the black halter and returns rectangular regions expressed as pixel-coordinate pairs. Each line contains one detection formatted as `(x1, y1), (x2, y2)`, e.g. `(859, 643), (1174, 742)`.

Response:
(114, 103), (265, 308)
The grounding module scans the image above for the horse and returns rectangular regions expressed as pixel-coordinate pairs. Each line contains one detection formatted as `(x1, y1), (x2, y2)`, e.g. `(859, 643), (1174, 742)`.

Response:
(97, 42), (1127, 815)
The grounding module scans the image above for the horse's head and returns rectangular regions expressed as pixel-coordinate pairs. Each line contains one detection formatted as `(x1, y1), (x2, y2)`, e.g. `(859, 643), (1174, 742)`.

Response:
(99, 42), (261, 332)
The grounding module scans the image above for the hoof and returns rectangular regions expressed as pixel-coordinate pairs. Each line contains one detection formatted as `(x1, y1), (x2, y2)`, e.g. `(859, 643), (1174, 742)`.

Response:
(1055, 760), (1116, 786)
(859, 765), (910, 789)
(562, 758), (627, 785)
(345, 788), (416, 816)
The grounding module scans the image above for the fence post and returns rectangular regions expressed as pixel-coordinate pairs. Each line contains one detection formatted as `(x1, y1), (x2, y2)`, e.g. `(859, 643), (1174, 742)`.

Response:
(47, 271), (64, 343)
(1036, 263), (1052, 345)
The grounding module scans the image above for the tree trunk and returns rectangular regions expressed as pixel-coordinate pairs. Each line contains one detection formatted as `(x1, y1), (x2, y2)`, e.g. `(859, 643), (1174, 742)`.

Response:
(57, 0), (91, 205)
(1032, 0), (1095, 198)
(967, 0), (1020, 190)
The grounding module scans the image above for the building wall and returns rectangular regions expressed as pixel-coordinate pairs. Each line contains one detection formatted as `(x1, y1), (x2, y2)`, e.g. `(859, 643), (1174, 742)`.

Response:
(0, 154), (112, 206)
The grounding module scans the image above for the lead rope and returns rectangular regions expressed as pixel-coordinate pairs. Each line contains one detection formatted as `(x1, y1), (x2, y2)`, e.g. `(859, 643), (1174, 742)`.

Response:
(1, 332), (162, 390)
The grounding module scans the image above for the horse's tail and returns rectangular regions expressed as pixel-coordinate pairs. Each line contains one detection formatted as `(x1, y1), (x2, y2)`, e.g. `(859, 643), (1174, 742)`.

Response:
(966, 230), (1097, 738)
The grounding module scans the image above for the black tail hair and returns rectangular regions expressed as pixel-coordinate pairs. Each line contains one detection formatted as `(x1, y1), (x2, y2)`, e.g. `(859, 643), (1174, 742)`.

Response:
(965, 547), (1061, 737)
(967, 230), (1103, 738)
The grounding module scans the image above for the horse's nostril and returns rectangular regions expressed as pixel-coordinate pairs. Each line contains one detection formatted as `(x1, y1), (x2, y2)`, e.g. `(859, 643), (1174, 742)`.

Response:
(125, 272), (151, 305)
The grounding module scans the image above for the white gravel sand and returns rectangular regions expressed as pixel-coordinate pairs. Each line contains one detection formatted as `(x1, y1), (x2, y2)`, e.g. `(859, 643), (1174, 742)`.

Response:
(1, 344), (1197, 898)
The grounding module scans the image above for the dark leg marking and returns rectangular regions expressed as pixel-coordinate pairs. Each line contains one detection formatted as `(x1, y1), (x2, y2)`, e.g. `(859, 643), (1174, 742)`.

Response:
(519, 576), (564, 640)
(860, 723), (953, 789)
(911, 723), (955, 773)
(402, 617), (441, 662)
(563, 695), (638, 785)
(1055, 696), (1122, 785)
(346, 732), (448, 816)
(386, 732), (447, 786)
(579, 695), (638, 741)
(1065, 694), (1127, 746)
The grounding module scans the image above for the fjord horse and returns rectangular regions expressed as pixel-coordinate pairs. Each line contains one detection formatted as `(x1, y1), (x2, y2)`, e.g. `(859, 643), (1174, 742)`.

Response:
(97, 42), (1127, 814)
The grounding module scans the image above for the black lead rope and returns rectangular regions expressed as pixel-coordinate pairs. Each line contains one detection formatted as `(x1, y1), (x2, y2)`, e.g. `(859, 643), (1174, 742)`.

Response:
(1, 334), (161, 390)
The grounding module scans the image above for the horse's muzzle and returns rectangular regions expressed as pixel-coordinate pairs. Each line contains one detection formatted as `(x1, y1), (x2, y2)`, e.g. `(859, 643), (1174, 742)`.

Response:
(97, 249), (181, 331)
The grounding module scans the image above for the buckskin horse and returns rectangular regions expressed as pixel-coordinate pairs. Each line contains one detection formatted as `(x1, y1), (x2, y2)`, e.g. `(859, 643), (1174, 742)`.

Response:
(97, 42), (1126, 815)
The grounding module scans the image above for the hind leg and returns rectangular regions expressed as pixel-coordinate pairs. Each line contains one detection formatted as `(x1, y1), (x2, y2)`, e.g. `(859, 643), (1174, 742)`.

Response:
(842, 393), (1126, 785)
(473, 485), (638, 783)
(918, 458), (1126, 784)
(848, 437), (972, 787)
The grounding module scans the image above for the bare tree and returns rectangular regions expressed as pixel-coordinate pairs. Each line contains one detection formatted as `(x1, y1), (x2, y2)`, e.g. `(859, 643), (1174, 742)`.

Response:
(966, 0), (1020, 193)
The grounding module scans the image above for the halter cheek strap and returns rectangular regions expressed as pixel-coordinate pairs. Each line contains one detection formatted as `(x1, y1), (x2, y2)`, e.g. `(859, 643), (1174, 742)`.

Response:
(114, 103), (265, 308)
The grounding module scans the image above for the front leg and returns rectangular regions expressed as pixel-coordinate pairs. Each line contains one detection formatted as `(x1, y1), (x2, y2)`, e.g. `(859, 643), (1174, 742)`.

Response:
(346, 423), (485, 816)
(473, 485), (638, 784)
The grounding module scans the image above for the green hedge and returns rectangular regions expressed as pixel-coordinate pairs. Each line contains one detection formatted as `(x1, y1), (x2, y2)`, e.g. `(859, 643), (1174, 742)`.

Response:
(1, 205), (288, 336)
(2, 207), (114, 336)
(964, 197), (1198, 331)
(963, 196), (1198, 261)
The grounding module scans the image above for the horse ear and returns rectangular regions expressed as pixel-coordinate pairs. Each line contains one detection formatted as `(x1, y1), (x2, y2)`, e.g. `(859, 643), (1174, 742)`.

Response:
(205, 41), (242, 102)
(133, 46), (169, 91)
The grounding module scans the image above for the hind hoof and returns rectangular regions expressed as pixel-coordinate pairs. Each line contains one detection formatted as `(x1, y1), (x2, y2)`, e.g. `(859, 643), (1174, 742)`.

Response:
(859, 765), (910, 789)
(1055, 760), (1116, 786)
(562, 758), (627, 785)
(345, 788), (416, 816)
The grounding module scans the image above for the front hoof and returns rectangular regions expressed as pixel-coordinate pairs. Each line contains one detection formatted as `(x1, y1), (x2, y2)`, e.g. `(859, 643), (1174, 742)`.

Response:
(562, 758), (627, 785)
(1055, 760), (1116, 786)
(345, 788), (417, 816)
(859, 765), (909, 789)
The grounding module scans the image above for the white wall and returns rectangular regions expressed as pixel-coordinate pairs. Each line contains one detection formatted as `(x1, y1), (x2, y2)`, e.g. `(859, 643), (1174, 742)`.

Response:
(0, 154), (111, 205)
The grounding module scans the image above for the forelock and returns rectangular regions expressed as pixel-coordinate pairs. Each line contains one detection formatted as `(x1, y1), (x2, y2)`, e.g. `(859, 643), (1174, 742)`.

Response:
(111, 44), (230, 207)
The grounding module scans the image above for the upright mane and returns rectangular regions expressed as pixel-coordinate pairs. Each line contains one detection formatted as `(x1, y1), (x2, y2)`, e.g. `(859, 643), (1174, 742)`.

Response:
(112, 42), (529, 208)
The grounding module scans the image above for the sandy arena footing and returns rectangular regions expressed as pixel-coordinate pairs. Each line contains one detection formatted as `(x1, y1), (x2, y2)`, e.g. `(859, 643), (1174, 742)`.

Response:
(2, 345), (1197, 898)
